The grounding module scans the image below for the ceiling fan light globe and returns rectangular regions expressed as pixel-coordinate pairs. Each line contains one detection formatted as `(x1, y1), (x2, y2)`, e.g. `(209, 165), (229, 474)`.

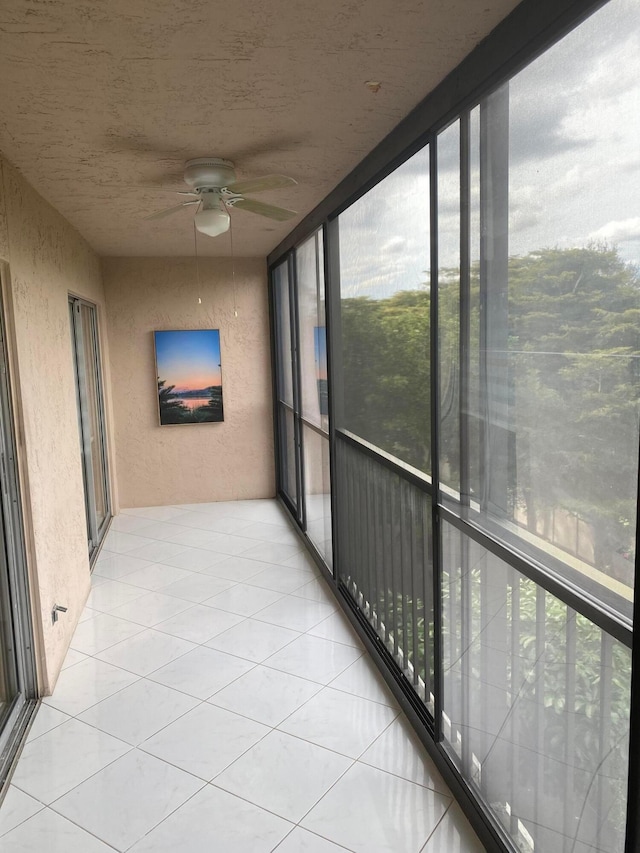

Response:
(194, 206), (230, 237)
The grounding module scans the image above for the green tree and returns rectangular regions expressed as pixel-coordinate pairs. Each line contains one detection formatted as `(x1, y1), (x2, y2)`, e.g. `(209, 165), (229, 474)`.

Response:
(157, 379), (189, 424)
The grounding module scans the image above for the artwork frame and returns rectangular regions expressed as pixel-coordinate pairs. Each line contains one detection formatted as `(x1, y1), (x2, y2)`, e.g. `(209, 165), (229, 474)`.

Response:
(154, 329), (224, 426)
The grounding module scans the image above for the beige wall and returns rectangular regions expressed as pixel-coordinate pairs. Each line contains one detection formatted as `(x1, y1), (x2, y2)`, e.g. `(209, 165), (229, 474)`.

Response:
(0, 157), (112, 692)
(102, 257), (275, 508)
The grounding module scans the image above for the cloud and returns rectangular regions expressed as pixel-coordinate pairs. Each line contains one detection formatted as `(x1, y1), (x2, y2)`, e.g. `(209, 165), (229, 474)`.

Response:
(381, 236), (407, 255)
(589, 218), (640, 244)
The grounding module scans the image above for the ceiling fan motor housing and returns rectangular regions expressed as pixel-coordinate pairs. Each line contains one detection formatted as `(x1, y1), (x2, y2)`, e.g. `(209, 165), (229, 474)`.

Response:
(184, 158), (236, 190)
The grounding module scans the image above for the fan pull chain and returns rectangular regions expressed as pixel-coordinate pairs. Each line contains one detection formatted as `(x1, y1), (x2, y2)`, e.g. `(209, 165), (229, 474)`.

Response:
(229, 213), (238, 318)
(193, 220), (202, 304)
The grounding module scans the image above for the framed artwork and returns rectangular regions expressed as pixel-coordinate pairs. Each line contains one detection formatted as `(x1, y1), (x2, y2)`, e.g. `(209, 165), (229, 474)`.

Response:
(154, 329), (224, 425)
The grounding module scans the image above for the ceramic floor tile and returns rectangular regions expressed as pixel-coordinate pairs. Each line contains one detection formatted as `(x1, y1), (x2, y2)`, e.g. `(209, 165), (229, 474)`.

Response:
(163, 527), (221, 549)
(199, 515), (253, 535)
(281, 551), (322, 572)
(95, 629), (196, 676)
(0, 787), (43, 836)
(131, 520), (194, 541)
(360, 718), (450, 794)
(202, 532), (261, 556)
(156, 546), (229, 572)
(125, 540), (190, 563)
(103, 531), (157, 554)
(11, 718), (130, 803)
(199, 556), (271, 582)
(78, 678), (199, 744)
(241, 542), (304, 565)
(279, 687), (397, 758)
(420, 802), (484, 852)
(110, 514), (161, 534)
(209, 664), (322, 727)
(92, 552), (155, 580)
(122, 505), (189, 522)
(301, 762), (451, 853)
(291, 578), (335, 602)
(246, 564), (316, 594)
(43, 657), (138, 716)
(70, 612), (145, 655)
(204, 582), (284, 616)
(329, 657), (398, 708)
(254, 595), (335, 632)
(89, 573), (109, 588)
(128, 784), (293, 853)
(158, 572), (235, 602)
(177, 510), (232, 530)
(61, 648), (89, 669)
(86, 579), (147, 613)
(149, 645), (255, 699)
(214, 729), (352, 823)
(0, 809), (116, 852)
(205, 618), (300, 663)
(77, 606), (100, 623)
(26, 704), (70, 742)
(265, 634), (363, 684)
(275, 827), (353, 852)
(307, 612), (364, 649)
(241, 521), (302, 545)
(117, 562), (193, 591)
(156, 604), (245, 643)
(141, 702), (269, 779)
(108, 591), (194, 626)
(52, 749), (204, 851)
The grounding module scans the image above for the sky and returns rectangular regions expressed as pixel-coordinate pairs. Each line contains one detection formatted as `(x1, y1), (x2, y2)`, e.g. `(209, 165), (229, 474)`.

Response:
(338, 0), (640, 300)
(155, 329), (221, 392)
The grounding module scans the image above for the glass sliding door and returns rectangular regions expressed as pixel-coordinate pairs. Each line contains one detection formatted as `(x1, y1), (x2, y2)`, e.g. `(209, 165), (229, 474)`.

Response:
(69, 297), (111, 559)
(273, 259), (301, 517)
(0, 264), (36, 789)
(296, 232), (332, 564)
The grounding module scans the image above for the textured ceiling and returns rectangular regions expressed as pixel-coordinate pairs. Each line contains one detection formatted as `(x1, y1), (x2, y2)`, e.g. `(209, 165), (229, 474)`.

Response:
(0, 0), (521, 257)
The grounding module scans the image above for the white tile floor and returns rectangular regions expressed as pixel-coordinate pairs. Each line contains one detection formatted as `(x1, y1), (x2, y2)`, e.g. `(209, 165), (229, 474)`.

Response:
(0, 499), (485, 852)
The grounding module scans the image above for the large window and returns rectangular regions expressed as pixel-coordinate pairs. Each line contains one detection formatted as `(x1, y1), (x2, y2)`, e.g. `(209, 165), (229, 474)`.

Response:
(270, 0), (640, 850)
(337, 147), (431, 475)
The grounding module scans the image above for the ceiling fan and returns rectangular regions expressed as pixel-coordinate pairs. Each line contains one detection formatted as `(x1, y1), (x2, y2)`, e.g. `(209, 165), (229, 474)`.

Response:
(144, 157), (298, 237)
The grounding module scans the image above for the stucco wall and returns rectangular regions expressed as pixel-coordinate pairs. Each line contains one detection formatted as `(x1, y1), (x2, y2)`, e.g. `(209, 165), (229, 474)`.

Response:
(102, 257), (275, 507)
(0, 157), (112, 692)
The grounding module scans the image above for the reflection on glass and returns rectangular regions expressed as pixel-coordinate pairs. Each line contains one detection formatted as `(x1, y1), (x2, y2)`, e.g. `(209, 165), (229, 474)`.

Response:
(279, 406), (297, 504)
(296, 233), (329, 432)
(273, 261), (294, 407)
(441, 521), (630, 853)
(302, 427), (332, 565)
(80, 305), (108, 529)
(438, 121), (461, 493)
(0, 561), (19, 724)
(338, 146), (431, 473)
(461, 0), (640, 610)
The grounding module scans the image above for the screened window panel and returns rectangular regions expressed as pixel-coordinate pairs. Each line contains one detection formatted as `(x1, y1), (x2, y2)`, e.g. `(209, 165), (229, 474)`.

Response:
(296, 232), (328, 433)
(278, 405), (297, 505)
(469, 0), (639, 615)
(302, 426), (332, 565)
(441, 521), (630, 853)
(337, 147), (431, 474)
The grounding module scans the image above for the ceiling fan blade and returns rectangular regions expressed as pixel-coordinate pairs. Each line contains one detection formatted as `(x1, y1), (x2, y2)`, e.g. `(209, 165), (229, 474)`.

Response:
(144, 201), (199, 221)
(224, 174), (297, 195)
(230, 198), (298, 221)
